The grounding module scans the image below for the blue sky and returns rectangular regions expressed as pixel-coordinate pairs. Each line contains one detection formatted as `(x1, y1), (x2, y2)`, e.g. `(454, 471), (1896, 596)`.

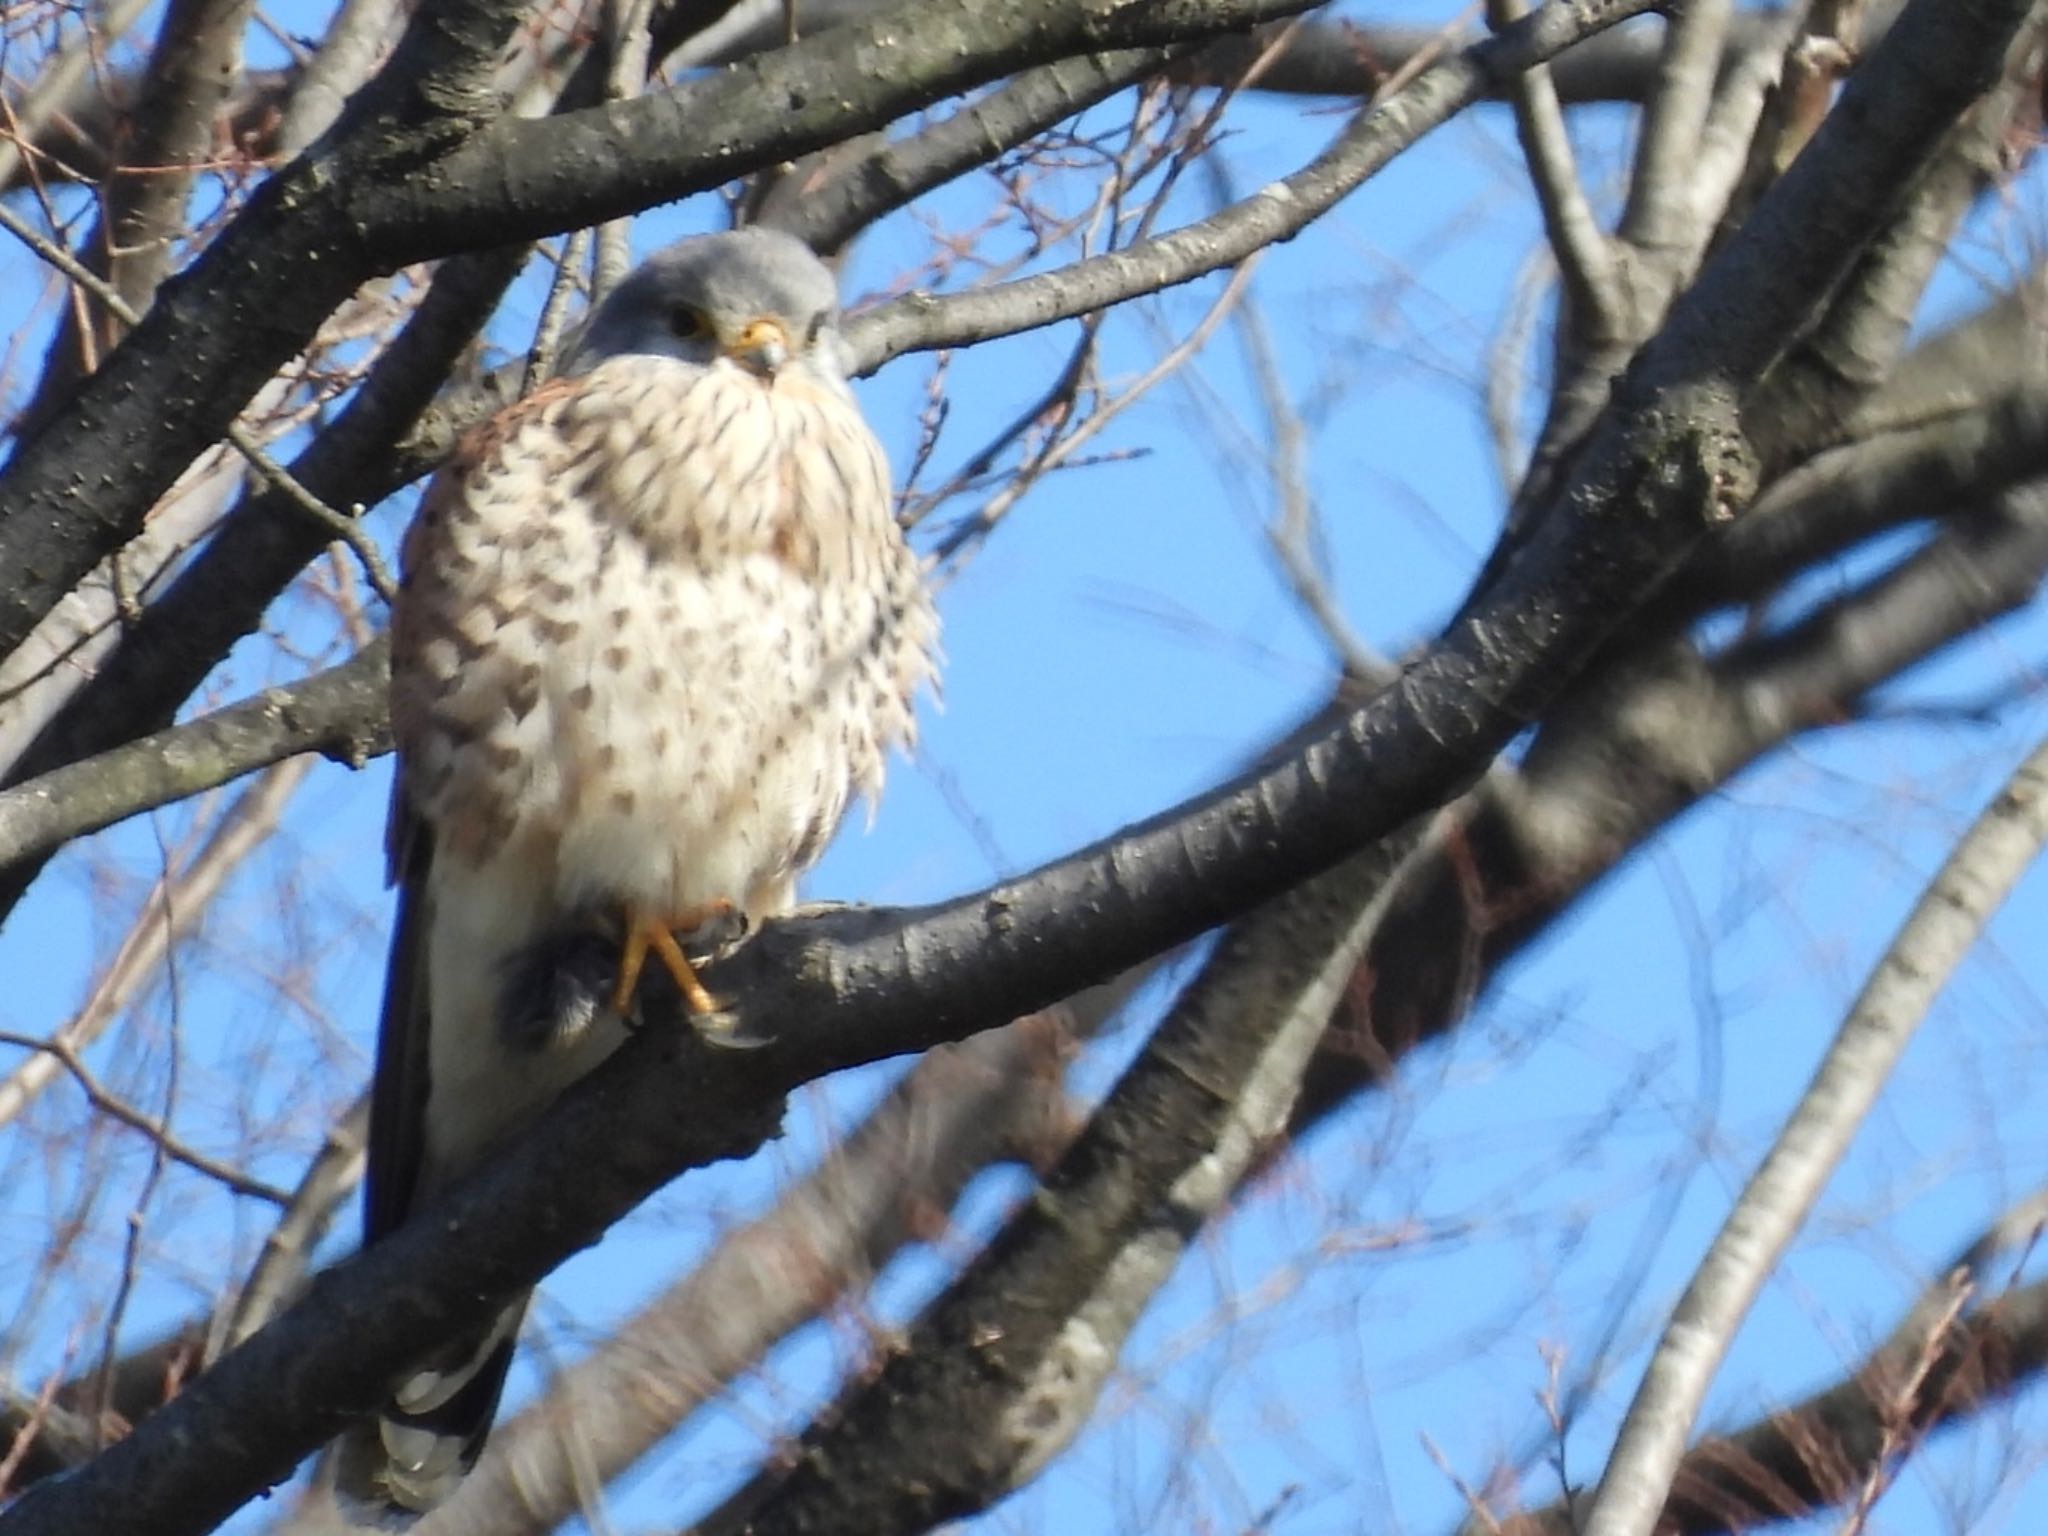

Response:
(3, 3), (2048, 1532)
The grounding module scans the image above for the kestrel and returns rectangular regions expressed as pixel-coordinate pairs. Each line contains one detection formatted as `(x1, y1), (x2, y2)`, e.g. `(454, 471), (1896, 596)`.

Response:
(332, 229), (938, 1514)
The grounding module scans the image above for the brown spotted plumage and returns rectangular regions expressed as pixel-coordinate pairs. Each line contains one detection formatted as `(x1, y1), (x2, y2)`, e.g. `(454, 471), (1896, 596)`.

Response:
(333, 229), (937, 1517)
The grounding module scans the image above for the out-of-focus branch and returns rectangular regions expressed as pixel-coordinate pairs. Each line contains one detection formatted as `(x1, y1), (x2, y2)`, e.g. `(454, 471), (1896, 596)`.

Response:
(0, 1031), (289, 1205)
(1581, 681), (2048, 1536)
(1, 1326), (207, 1495)
(1208, 164), (1386, 679)
(1489, 1190), (2048, 1535)
(742, 491), (2048, 1536)
(276, 0), (407, 154)
(0, 239), (519, 920)
(0, 754), (320, 1141)
(2, 1095), (371, 1489)
(1297, 488), (2048, 1136)
(224, 1093), (373, 1353)
(693, 826), (1428, 1536)
(0, 0), (158, 194)
(1618, 0), (1731, 252)
(1485, 0), (1619, 339)
(16, 0), (257, 432)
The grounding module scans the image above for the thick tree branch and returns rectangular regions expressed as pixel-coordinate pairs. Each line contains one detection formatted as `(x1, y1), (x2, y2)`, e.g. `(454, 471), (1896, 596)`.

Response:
(1629, 0), (2021, 391)
(693, 495), (2048, 1533)
(402, 995), (1117, 1536)
(0, 243), (520, 921)
(0, 0), (536, 670)
(1299, 489), (2048, 1139)
(1748, 9), (2046, 469)
(1188, 5), (1908, 103)
(15, 0), (255, 433)
(1469, 0), (2026, 610)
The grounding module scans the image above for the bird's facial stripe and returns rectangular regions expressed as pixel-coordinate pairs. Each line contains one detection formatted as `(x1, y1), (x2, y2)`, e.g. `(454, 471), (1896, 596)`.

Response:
(723, 316), (793, 375)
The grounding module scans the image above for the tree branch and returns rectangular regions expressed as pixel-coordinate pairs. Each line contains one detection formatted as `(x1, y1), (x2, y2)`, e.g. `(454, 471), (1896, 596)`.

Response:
(761, 46), (1173, 254)
(0, 641), (388, 875)
(1491, 1190), (2048, 1535)
(843, 0), (1666, 374)
(1580, 674), (2048, 1536)
(399, 992), (1120, 1536)
(694, 825), (1426, 1535)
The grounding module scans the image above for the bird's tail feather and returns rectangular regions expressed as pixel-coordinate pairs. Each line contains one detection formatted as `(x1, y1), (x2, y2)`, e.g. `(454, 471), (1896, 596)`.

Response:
(330, 1292), (530, 1519)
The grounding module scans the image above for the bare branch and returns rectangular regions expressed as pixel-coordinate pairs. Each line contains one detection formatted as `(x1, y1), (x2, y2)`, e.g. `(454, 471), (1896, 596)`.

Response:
(1751, 9), (2047, 467)
(404, 992), (1120, 1536)
(1492, 1190), (2048, 1535)
(1486, 0), (1620, 336)
(1188, 5), (1907, 103)
(1618, 0), (1733, 253)
(1581, 702), (2048, 1536)
(0, 642), (387, 873)
(224, 1095), (372, 1353)
(276, 0), (407, 154)
(0, 1031), (290, 1206)
(844, 0), (1666, 374)
(0, 0), (1314, 694)
(0, 0), (158, 193)
(1297, 489), (2048, 1139)
(762, 47), (1172, 254)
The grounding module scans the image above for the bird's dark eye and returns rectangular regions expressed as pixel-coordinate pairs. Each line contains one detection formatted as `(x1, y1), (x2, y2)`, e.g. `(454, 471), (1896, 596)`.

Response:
(805, 312), (828, 345)
(669, 306), (708, 339)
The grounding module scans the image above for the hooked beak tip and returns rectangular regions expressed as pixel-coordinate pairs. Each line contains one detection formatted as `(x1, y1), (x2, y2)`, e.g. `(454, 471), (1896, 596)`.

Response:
(727, 318), (791, 376)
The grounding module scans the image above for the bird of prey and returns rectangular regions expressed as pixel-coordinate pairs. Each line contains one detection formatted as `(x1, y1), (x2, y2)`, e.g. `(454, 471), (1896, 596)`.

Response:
(333, 228), (938, 1515)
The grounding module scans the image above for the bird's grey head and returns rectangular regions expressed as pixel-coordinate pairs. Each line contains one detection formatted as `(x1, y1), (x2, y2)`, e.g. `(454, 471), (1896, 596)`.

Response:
(564, 228), (846, 381)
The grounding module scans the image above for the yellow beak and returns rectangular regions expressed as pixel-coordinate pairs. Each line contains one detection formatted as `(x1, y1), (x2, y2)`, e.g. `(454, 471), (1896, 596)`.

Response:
(724, 316), (791, 375)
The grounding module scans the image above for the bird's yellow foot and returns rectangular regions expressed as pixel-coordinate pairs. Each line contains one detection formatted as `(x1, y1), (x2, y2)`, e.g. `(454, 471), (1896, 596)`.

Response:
(613, 901), (733, 1015)
(613, 902), (768, 1047)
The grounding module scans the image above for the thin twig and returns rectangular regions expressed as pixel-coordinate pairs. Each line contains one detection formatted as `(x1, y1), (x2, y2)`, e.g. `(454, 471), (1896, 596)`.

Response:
(223, 1094), (370, 1353)
(1206, 158), (1386, 680)
(936, 257), (1260, 562)
(526, 231), (592, 391)
(1485, 0), (1619, 338)
(0, 1031), (290, 1206)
